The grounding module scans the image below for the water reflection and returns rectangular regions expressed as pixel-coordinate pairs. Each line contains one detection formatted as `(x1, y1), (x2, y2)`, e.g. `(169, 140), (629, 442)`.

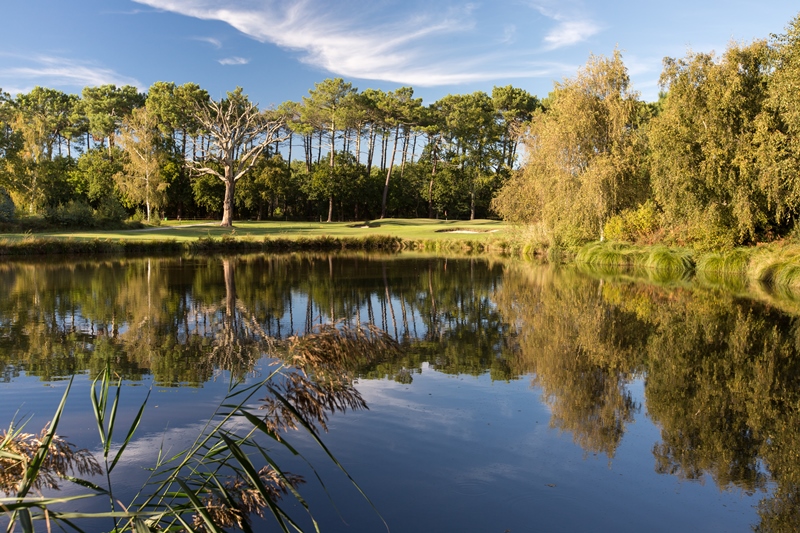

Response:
(496, 264), (800, 532)
(0, 255), (509, 386)
(3, 255), (800, 530)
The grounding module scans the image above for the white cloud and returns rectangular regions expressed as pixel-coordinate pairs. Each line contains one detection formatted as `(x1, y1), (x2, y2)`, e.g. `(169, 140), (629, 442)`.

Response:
(194, 36), (222, 48)
(530, 1), (601, 50)
(0, 55), (142, 94)
(218, 56), (249, 65)
(130, 0), (575, 86)
(501, 24), (517, 45)
(543, 19), (601, 50)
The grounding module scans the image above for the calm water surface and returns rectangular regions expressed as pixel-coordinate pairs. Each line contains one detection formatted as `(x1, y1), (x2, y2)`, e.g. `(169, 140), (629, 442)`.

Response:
(2, 254), (799, 532)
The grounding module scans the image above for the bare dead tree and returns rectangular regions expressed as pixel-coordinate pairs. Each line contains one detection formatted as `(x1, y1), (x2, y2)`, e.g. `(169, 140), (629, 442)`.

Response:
(191, 88), (288, 226)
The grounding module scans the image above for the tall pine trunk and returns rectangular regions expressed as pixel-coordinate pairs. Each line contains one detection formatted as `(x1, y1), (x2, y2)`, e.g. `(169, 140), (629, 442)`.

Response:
(380, 124), (400, 219)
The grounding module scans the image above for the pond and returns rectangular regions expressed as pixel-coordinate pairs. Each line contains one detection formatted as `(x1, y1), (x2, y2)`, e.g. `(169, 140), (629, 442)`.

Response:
(1, 253), (799, 532)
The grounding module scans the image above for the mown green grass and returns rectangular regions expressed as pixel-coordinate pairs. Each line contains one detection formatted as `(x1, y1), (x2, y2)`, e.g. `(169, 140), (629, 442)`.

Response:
(0, 219), (510, 256)
(0, 218), (507, 242)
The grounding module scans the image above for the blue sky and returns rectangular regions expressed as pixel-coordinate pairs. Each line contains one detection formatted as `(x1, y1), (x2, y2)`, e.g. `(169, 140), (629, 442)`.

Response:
(1, 1), (798, 106)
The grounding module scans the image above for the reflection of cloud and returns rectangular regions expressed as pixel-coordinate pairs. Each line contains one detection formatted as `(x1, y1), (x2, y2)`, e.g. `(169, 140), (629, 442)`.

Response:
(131, 0), (580, 86)
(218, 56), (249, 66)
(356, 376), (475, 438)
(0, 55), (142, 94)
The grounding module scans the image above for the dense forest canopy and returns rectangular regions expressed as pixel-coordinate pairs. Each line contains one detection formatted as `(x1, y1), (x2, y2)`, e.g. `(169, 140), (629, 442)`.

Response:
(1, 12), (800, 246)
(494, 13), (800, 248)
(0, 77), (537, 226)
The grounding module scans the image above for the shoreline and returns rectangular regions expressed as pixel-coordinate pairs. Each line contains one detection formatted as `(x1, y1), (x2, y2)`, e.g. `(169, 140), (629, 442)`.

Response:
(3, 227), (800, 293)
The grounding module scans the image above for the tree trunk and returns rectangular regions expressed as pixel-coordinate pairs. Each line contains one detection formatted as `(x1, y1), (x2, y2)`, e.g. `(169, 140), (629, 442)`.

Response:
(428, 155), (437, 219)
(366, 123), (375, 176)
(428, 136), (439, 219)
(221, 168), (235, 227)
(327, 118), (335, 223)
(470, 187), (475, 220)
(400, 128), (409, 177)
(354, 124), (362, 166)
(380, 125), (400, 219)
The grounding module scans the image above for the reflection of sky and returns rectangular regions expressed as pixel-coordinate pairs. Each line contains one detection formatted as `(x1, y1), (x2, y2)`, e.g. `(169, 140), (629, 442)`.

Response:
(1, 358), (767, 532)
(295, 368), (763, 532)
(284, 290), (434, 340)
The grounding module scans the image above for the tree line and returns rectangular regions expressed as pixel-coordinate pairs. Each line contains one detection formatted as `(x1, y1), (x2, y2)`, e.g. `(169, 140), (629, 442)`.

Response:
(3, 11), (798, 246)
(0, 76), (538, 227)
(493, 13), (800, 249)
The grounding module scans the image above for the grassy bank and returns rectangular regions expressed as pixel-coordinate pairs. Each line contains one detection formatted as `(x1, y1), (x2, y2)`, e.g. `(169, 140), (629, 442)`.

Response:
(7, 218), (800, 294)
(575, 240), (800, 292)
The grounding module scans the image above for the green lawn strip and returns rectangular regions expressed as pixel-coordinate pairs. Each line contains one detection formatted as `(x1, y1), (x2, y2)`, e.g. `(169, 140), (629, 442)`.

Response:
(0, 219), (507, 242)
(0, 219), (511, 255)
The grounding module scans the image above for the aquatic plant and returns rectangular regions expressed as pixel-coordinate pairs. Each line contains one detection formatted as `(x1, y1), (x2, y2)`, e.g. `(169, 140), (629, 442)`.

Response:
(1, 323), (397, 532)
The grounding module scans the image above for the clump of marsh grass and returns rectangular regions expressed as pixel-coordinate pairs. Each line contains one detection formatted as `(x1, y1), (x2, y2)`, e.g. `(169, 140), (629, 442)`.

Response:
(695, 248), (751, 291)
(3, 322), (394, 532)
(643, 246), (694, 280)
(575, 242), (647, 271)
(0, 423), (101, 495)
(575, 242), (695, 283)
(696, 248), (750, 275)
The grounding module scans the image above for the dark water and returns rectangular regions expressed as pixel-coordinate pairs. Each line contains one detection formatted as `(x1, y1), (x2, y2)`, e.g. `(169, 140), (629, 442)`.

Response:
(2, 254), (799, 532)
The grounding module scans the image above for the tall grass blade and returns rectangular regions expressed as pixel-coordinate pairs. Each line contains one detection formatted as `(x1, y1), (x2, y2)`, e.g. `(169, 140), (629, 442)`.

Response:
(132, 518), (150, 533)
(17, 377), (73, 498)
(266, 386), (389, 532)
(109, 389), (151, 473)
(175, 479), (222, 533)
(104, 379), (122, 458)
(90, 372), (106, 447)
(60, 476), (108, 494)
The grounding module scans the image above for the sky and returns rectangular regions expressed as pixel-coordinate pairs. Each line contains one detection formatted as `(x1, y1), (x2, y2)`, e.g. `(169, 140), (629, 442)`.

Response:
(1, 0), (798, 106)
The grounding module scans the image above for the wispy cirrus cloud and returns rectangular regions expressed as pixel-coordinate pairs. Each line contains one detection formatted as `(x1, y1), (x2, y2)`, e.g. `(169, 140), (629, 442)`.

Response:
(0, 54), (142, 95)
(130, 0), (580, 86)
(193, 36), (222, 49)
(218, 56), (249, 66)
(530, 1), (602, 50)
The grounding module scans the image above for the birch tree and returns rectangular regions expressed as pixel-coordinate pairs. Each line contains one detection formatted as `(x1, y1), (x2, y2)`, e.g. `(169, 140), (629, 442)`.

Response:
(493, 51), (646, 242)
(115, 106), (165, 222)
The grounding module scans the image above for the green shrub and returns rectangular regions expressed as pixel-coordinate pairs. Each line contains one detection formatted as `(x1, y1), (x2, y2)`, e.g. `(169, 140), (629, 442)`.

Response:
(95, 196), (128, 225)
(0, 188), (15, 222)
(604, 200), (660, 242)
(44, 201), (97, 228)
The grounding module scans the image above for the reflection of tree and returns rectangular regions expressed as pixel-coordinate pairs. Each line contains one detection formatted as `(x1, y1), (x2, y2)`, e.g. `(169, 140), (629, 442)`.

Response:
(8, 255), (800, 530)
(494, 265), (646, 457)
(263, 322), (401, 435)
(543, 265), (800, 531)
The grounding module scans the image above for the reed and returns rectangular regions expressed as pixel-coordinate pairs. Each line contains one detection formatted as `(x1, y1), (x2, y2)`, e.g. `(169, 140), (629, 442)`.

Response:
(1, 323), (394, 532)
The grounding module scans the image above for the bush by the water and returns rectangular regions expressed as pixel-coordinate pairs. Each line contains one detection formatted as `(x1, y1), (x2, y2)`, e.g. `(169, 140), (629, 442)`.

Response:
(603, 201), (660, 243)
